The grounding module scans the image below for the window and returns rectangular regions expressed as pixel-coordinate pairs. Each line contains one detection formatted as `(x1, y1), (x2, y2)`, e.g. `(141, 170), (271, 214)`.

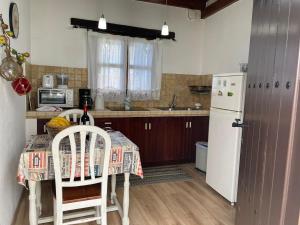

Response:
(88, 33), (162, 101)
(88, 34), (127, 101)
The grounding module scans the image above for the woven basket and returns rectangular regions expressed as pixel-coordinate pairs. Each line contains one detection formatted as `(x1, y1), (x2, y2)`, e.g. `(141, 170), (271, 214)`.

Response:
(46, 123), (73, 138)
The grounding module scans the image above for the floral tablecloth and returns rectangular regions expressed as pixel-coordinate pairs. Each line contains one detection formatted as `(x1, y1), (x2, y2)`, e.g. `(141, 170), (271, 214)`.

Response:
(17, 131), (143, 186)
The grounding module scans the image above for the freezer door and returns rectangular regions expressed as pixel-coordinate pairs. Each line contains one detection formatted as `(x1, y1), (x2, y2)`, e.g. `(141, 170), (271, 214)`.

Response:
(206, 108), (243, 203)
(211, 74), (246, 111)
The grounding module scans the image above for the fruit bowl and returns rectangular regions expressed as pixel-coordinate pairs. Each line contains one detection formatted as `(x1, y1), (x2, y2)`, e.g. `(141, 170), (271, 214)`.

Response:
(46, 117), (74, 138)
(46, 124), (72, 138)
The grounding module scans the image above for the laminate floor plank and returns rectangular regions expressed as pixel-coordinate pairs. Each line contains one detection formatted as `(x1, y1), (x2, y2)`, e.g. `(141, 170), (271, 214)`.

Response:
(13, 164), (235, 225)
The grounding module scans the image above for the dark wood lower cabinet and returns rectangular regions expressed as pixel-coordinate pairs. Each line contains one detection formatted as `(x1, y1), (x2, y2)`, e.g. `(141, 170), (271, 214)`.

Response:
(37, 119), (50, 134)
(37, 116), (209, 167)
(93, 116), (209, 166)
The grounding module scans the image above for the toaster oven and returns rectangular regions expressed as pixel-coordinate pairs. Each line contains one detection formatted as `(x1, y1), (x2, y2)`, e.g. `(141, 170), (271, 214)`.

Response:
(38, 88), (74, 108)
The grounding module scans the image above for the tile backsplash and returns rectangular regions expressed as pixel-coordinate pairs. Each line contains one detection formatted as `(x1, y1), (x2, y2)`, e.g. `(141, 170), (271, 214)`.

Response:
(28, 64), (212, 110)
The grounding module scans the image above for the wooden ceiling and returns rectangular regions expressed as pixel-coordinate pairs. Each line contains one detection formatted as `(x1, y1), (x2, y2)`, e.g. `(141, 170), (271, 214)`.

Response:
(137, 0), (206, 10)
(137, 0), (239, 19)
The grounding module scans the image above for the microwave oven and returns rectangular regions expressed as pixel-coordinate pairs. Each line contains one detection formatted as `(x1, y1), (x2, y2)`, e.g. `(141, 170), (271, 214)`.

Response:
(38, 88), (74, 108)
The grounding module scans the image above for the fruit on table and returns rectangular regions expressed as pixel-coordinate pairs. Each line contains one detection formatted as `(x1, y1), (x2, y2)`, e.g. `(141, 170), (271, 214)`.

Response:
(48, 117), (71, 127)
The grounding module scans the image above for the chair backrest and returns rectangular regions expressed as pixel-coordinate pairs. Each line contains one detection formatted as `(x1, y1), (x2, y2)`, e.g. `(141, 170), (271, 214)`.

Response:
(58, 109), (95, 126)
(52, 125), (111, 201)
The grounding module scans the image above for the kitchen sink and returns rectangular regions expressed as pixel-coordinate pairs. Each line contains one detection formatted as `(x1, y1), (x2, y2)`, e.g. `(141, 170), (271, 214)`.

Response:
(156, 107), (198, 111)
(107, 106), (149, 111)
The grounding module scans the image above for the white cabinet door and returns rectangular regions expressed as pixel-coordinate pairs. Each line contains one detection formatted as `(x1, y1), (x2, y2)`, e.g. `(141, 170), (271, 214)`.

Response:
(206, 108), (243, 203)
(211, 74), (246, 112)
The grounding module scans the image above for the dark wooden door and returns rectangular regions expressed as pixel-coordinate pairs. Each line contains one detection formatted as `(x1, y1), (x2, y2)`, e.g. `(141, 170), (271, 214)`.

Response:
(236, 0), (300, 224)
(283, 81), (300, 225)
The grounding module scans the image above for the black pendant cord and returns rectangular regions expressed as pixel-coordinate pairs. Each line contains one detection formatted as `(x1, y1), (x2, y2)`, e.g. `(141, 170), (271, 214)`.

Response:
(71, 18), (176, 41)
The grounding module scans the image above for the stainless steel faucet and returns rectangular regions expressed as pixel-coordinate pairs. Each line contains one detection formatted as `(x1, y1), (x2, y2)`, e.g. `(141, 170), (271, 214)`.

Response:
(169, 94), (177, 109)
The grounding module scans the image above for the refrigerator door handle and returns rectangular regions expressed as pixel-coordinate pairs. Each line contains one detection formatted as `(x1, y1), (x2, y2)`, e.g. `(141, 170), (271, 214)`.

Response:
(232, 119), (247, 128)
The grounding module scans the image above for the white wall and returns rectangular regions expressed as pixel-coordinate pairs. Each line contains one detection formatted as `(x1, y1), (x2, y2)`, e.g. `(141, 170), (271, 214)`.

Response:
(30, 0), (204, 75)
(0, 1), (30, 225)
(201, 0), (253, 74)
(30, 0), (253, 75)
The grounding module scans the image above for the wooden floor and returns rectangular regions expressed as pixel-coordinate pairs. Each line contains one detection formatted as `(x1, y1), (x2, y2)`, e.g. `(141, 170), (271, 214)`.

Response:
(13, 164), (235, 225)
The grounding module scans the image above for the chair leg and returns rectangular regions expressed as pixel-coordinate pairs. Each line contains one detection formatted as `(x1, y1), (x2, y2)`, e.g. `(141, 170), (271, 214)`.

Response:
(53, 198), (57, 225)
(57, 209), (63, 225)
(54, 198), (63, 225)
(36, 181), (42, 216)
(96, 206), (101, 224)
(101, 204), (107, 225)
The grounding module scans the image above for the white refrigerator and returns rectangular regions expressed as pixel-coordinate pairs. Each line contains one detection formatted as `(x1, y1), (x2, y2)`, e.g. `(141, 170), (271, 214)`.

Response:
(206, 73), (246, 205)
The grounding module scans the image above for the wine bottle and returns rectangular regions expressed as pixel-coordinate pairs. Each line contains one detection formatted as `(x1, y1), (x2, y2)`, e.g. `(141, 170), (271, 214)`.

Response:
(81, 101), (90, 125)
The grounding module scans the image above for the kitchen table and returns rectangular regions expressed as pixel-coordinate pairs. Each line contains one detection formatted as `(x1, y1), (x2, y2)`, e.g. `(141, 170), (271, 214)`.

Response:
(17, 131), (143, 225)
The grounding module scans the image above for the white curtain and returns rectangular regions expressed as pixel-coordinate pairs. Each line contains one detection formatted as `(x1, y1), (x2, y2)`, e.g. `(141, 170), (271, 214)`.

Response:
(88, 32), (162, 101)
(128, 39), (162, 100)
(88, 32), (127, 102)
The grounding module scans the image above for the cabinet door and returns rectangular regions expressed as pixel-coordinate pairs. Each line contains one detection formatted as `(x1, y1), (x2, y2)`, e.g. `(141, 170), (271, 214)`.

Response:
(190, 116), (209, 142)
(144, 117), (164, 165)
(37, 119), (50, 134)
(148, 117), (186, 165)
(125, 117), (149, 165)
(163, 117), (187, 163)
(186, 116), (209, 162)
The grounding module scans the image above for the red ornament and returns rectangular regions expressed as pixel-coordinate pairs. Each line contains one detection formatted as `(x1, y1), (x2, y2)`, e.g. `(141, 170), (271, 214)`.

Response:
(11, 76), (32, 96)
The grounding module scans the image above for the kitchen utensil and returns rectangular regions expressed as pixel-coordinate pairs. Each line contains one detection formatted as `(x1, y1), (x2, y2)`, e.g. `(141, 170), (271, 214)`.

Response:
(189, 85), (212, 94)
(195, 103), (202, 109)
(42, 74), (54, 88)
(95, 92), (105, 110)
(38, 88), (74, 108)
(56, 74), (69, 89)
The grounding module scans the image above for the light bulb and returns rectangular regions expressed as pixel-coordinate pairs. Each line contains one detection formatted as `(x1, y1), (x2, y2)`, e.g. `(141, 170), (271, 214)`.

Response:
(98, 14), (107, 30)
(161, 22), (169, 36)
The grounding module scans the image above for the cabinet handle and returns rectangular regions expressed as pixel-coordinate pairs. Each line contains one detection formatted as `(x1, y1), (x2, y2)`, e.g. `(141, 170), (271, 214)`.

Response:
(189, 122), (192, 128)
(43, 124), (46, 133)
(104, 127), (113, 132)
(185, 122), (188, 129)
(149, 123), (151, 130)
(145, 123), (148, 130)
(104, 122), (112, 125)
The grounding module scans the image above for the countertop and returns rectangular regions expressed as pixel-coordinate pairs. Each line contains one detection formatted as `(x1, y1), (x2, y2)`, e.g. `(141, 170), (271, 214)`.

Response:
(26, 108), (210, 119)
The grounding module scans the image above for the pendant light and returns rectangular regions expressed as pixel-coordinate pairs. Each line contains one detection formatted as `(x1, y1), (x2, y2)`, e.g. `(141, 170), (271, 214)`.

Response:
(98, 14), (107, 30)
(98, 0), (107, 30)
(161, 0), (169, 36)
(161, 21), (169, 36)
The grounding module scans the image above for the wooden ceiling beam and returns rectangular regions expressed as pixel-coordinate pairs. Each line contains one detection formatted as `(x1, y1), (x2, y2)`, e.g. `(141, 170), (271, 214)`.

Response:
(137, 0), (206, 11)
(201, 0), (239, 18)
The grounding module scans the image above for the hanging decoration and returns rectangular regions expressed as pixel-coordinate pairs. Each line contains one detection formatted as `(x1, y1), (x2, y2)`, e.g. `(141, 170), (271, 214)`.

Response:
(0, 13), (32, 96)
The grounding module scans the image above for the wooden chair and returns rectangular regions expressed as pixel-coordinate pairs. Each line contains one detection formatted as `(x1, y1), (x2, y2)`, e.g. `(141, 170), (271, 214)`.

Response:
(58, 109), (95, 126)
(52, 125), (111, 225)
